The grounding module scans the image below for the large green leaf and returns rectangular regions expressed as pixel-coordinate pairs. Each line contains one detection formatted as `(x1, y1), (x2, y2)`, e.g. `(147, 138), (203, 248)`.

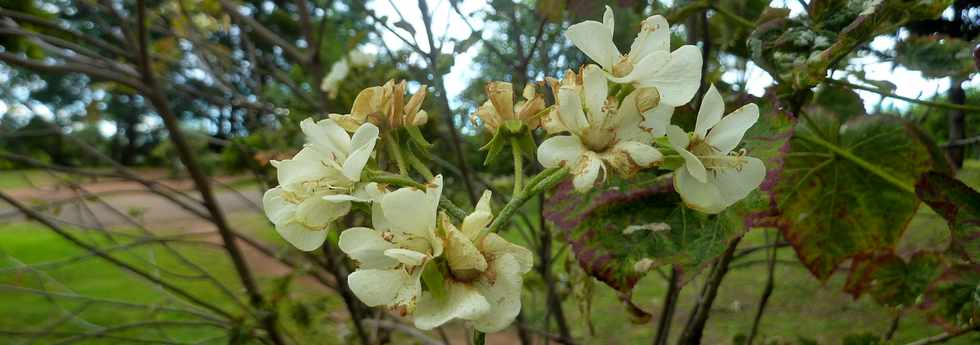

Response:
(770, 113), (946, 281)
(545, 95), (796, 292)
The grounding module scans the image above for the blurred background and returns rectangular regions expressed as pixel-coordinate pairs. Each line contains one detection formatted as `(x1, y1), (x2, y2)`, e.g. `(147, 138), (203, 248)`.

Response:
(0, 0), (978, 344)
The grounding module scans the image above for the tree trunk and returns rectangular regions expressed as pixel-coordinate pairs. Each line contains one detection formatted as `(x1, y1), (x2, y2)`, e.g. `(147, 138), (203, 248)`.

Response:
(948, 77), (967, 168)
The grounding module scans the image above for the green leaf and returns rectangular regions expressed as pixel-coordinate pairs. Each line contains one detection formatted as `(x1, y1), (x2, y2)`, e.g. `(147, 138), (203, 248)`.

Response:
(545, 174), (743, 292)
(393, 20), (416, 35)
(844, 253), (944, 306)
(770, 113), (946, 281)
(916, 172), (980, 262)
(922, 264), (980, 331)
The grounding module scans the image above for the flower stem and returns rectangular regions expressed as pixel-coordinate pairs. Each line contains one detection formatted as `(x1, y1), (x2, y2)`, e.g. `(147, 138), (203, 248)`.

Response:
(511, 137), (524, 195)
(473, 331), (486, 345)
(383, 131), (408, 175)
(478, 167), (569, 240)
(406, 150), (435, 180)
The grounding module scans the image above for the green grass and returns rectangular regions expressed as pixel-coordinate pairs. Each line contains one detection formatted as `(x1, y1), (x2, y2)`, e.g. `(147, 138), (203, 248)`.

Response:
(0, 221), (349, 345)
(0, 169), (59, 189)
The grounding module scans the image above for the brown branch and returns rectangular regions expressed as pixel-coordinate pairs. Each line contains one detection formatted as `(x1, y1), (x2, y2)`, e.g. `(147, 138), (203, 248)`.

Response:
(903, 324), (980, 345)
(677, 235), (743, 345)
(745, 232), (778, 345)
(135, 2), (285, 344)
(653, 266), (681, 345)
(537, 198), (574, 345)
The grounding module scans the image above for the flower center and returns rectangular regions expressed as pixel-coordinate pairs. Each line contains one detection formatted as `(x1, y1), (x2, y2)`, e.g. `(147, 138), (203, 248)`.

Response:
(612, 57), (633, 77)
(688, 137), (750, 172)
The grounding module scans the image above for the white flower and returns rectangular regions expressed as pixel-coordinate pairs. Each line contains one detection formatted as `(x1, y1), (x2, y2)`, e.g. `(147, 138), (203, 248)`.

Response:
(537, 66), (665, 192)
(470, 82), (545, 133)
(339, 176), (445, 314)
(261, 118), (379, 251)
(330, 80), (428, 131)
(666, 85), (765, 214)
(321, 59), (349, 99)
(565, 6), (702, 106)
(320, 50), (375, 99)
(413, 191), (534, 333)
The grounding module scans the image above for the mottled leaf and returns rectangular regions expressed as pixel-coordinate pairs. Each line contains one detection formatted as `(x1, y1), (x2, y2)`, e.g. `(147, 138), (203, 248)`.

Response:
(922, 264), (980, 331)
(770, 113), (945, 281)
(844, 253), (944, 306)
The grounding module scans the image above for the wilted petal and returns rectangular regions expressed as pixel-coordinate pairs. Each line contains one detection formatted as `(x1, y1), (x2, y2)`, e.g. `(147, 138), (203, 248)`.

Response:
(275, 222), (329, 252)
(537, 135), (585, 169)
(348, 268), (419, 308)
(486, 82), (515, 121)
(338, 227), (398, 269)
(695, 85), (724, 138)
(706, 103), (759, 154)
(445, 222), (488, 273)
(572, 152), (603, 192)
(674, 167), (725, 214)
(461, 190), (493, 239)
(414, 283), (491, 330)
(714, 156), (766, 208)
(481, 233), (534, 274)
(636, 45), (702, 106)
(565, 21), (620, 70)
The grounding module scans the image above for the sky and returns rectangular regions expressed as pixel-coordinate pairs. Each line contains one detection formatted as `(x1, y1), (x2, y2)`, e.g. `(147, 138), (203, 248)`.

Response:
(2, 0), (977, 136)
(370, 0), (978, 114)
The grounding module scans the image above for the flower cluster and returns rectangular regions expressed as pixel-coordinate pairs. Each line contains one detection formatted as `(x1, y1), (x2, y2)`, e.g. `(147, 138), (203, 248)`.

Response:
(262, 5), (768, 337)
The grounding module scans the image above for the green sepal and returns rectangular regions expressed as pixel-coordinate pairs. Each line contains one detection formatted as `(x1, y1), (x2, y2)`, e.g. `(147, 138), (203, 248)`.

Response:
(479, 129), (508, 165)
(421, 260), (447, 301)
(404, 125), (433, 149)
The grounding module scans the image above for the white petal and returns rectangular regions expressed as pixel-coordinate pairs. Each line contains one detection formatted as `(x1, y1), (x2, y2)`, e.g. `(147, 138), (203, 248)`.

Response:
(338, 227), (398, 269)
(473, 254), (527, 332)
(301, 118), (351, 158)
(582, 65), (609, 125)
(348, 268), (419, 308)
(637, 45), (703, 106)
(557, 83), (589, 133)
(706, 103), (759, 154)
(276, 147), (338, 186)
(565, 21), (621, 70)
(613, 91), (653, 142)
(461, 190), (493, 239)
(323, 193), (370, 203)
(342, 144), (374, 182)
(414, 283), (491, 330)
(641, 102), (674, 138)
(674, 167), (725, 214)
(381, 187), (434, 238)
(384, 248), (429, 266)
(572, 152), (603, 192)
(350, 122), (380, 151)
(481, 233), (534, 274)
(295, 197), (350, 228)
(628, 15), (670, 63)
(537, 136), (585, 168)
(695, 84), (724, 138)
(275, 222), (329, 252)
(667, 126), (707, 183)
(614, 141), (663, 168)
(602, 5), (615, 35)
(262, 187), (292, 225)
(714, 156), (766, 208)
(612, 47), (668, 83)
